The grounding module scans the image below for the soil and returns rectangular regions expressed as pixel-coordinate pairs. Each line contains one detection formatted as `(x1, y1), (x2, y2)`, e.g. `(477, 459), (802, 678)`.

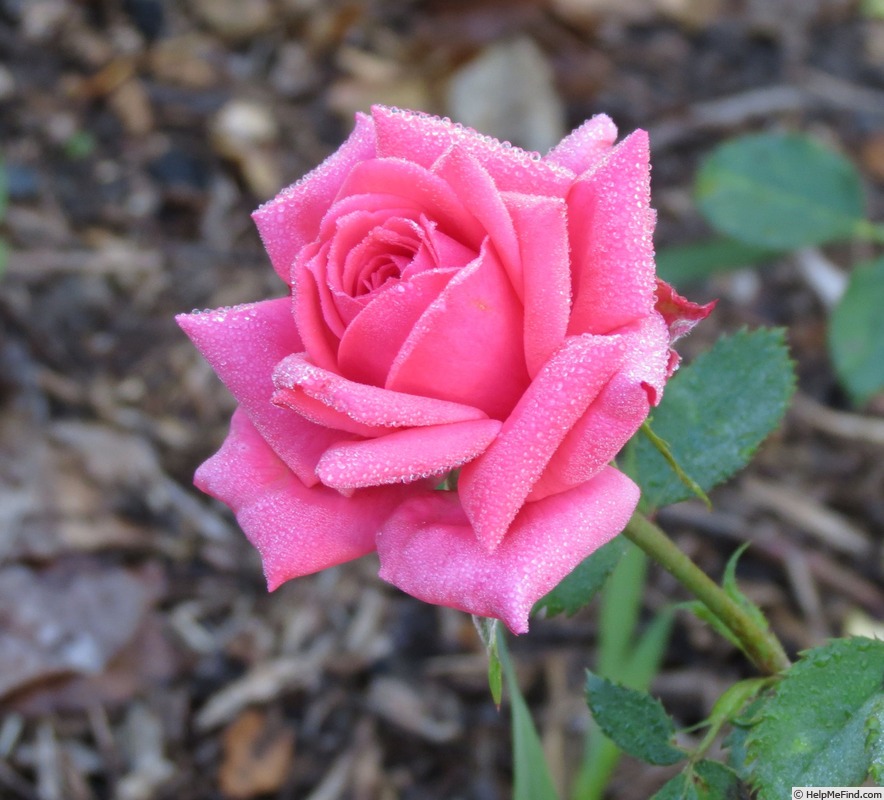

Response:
(1, 1), (883, 798)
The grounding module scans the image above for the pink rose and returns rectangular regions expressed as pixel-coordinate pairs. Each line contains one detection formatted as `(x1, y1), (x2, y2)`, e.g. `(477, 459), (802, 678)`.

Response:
(178, 106), (711, 633)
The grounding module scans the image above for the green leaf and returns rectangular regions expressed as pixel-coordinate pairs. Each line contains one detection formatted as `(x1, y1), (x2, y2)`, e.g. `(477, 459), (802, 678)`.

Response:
(598, 542), (647, 677)
(621, 609), (675, 690)
(696, 132), (865, 249)
(585, 673), (686, 766)
(626, 329), (795, 509)
(829, 256), (884, 405)
(472, 616), (503, 707)
(499, 634), (560, 800)
(694, 678), (771, 757)
(573, 603), (674, 800)
(682, 600), (744, 651)
(679, 546), (769, 661)
(867, 696), (884, 785)
(721, 543), (769, 634)
(745, 636), (884, 795)
(725, 694), (771, 779)
(656, 238), (780, 285)
(652, 760), (743, 800)
(534, 537), (627, 618)
(707, 678), (770, 729)
(862, 0), (884, 19)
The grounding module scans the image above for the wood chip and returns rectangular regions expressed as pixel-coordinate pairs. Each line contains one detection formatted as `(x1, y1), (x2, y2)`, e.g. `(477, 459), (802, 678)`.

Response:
(188, 0), (273, 41)
(303, 751), (354, 800)
(116, 704), (175, 800)
(366, 676), (463, 744)
(108, 79), (154, 136)
(219, 709), (295, 799)
(743, 477), (872, 557)
(793, 248), (848, 309)
(446, 37), (566, 153)
(195, 640), (333, 732)
(791, 393), (884, 446)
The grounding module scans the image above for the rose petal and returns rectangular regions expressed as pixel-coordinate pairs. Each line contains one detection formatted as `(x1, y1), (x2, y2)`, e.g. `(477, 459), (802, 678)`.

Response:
(196, 409), (413, 589)
(567, 130), (657, 336)
(337, 268), (458, 386)
(403, 217), (477, 277)
(529, 373), (648, 503)
(292, 243), (342, 371)
(316, 418), (502, 489)
(376, 466), (639, 634)
(272, 353), (489, 429)
(176, 299), (345, 485)
(253, 112), (377, 283)
(370, 105), (573, 196)
(544, 114), (618, 174)
(387, 241), (529, 421)
(458, 333), (627, 552)
(504, 192), (571, 376)
(334, 157), (485, 248)
(327, 208), (417, 296)
(432, 145), (522, 296)
(303, 239), (349, 339)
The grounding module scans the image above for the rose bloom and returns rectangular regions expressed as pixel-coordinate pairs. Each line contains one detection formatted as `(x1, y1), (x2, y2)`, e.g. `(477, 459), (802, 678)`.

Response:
(178, 106), (711, 634)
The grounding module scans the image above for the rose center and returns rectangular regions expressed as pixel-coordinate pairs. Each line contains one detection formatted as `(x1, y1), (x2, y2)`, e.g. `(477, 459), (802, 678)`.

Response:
(347, 217), (424, 298)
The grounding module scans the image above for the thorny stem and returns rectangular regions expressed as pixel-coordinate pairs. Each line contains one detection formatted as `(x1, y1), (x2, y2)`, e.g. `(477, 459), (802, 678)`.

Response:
(623, 512), (791, 676)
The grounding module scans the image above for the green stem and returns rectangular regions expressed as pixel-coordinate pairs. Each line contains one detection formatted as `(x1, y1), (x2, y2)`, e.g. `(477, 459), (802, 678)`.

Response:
(622, 512), (791, 676)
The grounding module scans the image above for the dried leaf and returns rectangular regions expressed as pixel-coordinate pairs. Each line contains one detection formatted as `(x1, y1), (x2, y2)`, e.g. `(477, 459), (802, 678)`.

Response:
(0, 563), (152, 701)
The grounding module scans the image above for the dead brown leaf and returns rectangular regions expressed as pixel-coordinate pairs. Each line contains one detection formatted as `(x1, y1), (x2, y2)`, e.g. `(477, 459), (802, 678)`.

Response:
(0, 561), (155, 702)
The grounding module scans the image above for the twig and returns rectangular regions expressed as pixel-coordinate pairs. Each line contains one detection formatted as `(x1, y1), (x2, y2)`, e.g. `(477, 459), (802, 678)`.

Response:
(791, 393), (884, 446)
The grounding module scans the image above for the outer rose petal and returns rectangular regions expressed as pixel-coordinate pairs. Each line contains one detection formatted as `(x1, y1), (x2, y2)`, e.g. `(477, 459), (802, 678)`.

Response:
(544, 114), (618, 174)
(568, 130), (657, 336)
(376, 466), (639, 634)
(371, 105), (573, 196)
(316, 418), (502, 489)
(459, 333), (627, 552)
(253, 112), (377, 283)
(176, 299), (346, 486)
(272, 353), (489, 429)
(196, 409), (413, 589)
(504, 192), (571, 377)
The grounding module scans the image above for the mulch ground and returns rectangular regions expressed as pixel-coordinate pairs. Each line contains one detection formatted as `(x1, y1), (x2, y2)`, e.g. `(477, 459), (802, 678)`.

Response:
(1, 1), (883, 798)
